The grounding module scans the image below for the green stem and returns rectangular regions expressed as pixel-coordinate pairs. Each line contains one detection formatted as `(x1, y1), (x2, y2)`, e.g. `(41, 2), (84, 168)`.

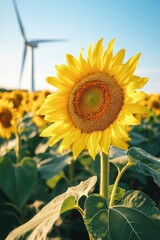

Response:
(89, 233), (94, 240)
(68, 159), (75, 183)
(109, 162), (135, 208)
(100, 151), (109, 202)
(15, 133), (20, 162)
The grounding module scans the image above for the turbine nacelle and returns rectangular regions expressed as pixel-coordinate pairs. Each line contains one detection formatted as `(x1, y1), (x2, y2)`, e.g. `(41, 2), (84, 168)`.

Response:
(25, 41), (38, 48)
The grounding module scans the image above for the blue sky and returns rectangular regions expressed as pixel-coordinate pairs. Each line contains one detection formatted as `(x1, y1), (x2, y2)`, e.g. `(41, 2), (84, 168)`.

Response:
(0, 0), (160, 93)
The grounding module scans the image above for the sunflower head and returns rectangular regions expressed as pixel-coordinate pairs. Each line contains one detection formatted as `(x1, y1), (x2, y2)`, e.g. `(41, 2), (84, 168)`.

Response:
(149, 94), (160, 116)
(37, 38), (148, 159)
(0, 100), (17, 139)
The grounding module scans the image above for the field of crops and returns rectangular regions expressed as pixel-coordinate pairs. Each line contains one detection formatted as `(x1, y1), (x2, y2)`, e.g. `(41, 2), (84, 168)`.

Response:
(0, 88), (160, 239)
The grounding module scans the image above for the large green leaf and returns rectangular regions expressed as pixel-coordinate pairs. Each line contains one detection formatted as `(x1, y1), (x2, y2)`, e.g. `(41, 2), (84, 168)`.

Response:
(127, 147), (160, 187)
(120, 190), (160, 220)
(38, 156), (68, 179)
(6, 176), (97, 240)
(108, 185), (126, 202)
(84, 194), (108, 240)
(0, 157), (37, 209)
(109, 206), (160, 240)
(0, 201), (21, 239)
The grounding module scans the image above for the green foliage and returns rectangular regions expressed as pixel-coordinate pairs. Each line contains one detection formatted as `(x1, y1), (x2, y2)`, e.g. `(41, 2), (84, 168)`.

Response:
(129, 117), (160, 157)
(0, 202), (21, 240)
(109, 206), (160, 240)
(38, 155), (68, 179)
(0, 153), (37, 209)
(120, 190), (160, 220)
(1, 113), (160, 239)
(109, 146), (128, 171)
(6, 177), (97, 240)
(84, 194), (108, 239)
(108, 185), (126, 202)
(128, 147), (160, 187)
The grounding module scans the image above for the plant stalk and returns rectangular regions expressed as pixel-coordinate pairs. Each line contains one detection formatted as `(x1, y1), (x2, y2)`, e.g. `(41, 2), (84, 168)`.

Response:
(109, 162), (135, 208)
(15, 132), (21, 162)
(100, 151), (109, 202)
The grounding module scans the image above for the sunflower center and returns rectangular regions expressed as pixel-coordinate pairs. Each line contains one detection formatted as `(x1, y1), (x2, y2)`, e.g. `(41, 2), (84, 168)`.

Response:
(0, 107), (12, 128)
(152, 100), (160, 109)
(68, 73), (124, 133)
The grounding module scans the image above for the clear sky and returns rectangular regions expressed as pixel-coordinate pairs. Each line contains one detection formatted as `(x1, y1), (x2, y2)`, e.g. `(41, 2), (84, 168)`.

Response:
(0, 0), (160, 93)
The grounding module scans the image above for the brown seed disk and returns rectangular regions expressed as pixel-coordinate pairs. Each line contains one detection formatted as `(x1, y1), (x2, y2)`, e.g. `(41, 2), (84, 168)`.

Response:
(0, 107), (12, 128)
(152, 100), (160, 109)
(68, 73), (124, 133)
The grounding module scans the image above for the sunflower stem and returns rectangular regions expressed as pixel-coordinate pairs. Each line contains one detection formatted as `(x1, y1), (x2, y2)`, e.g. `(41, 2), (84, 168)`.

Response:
(100, 151), (109, 202)
(68, 159), (75, 183)
(15, 132), (21, 162)
(109, 161), (135, 208)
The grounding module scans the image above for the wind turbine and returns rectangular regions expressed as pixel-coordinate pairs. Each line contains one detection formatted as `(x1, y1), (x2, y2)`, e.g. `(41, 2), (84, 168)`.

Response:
(12, 0), (68, 91)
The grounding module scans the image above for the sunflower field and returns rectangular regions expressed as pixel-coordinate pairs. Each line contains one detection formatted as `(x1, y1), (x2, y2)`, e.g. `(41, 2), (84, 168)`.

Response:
(1, 40), (160, 240)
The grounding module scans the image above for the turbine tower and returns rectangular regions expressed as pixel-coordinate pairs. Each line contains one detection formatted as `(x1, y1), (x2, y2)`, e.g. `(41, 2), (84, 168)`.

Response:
(12, 0), (67, 91)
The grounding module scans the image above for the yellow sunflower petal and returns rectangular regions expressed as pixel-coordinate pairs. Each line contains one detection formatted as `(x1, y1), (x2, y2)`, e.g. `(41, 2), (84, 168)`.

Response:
(129, 91), (148, 103)
(110, 49), (125, 73)
(59, 128), (81, 153)
(87, 131), (102, 159)
(111, 131), (128, 150)
(55, 64), (76, 84)
(124, 104), (149, 114)
(119, 110), (140, 125)
(40, 121), (66, 137)
(65, 54), (82, 76)
(99, 128), (111, 155)
(116, 53), (141, 84)
(78, 48), (92, 74)
(112, 122), (130, 141)
(72, 133), (87, 159)
(92, 38), (103, 71)
(101, 38), (115, 71)
(46, 76), (73, 90)
(128, 76), (148, 90)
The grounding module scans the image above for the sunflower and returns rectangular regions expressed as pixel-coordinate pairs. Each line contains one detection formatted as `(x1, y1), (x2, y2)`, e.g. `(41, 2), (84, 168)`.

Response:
(149, 94), (160, 116)
(0, 100), (17, 139)
(37, 39), (148, 159)
(32, 98), (48, 128)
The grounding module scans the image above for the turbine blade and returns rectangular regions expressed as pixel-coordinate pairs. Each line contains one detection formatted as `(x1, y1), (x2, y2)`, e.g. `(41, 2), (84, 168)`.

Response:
(30, 39), (68, 45)
(12, 0), (27, 40)
(19, 46), (27, 88)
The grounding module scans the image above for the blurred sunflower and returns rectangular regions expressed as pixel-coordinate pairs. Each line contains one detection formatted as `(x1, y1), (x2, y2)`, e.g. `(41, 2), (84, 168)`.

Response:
(149, 94), (160, 116)
(0, 100), (17, 139)
(37, 39), (148, 159)
(32, 98), (48, 128)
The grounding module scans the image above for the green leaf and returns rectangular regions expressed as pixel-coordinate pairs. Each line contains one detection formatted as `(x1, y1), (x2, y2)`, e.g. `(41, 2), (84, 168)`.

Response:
(109, 146), (129, 171)
(38, 156), (68, 179)
(109, 146), (127, 159)
(128, 147), (160, 187)
(46, 171), (65, 189)
(0, 157), (37, 209)
(61, 196), (76, 214)
(120, 190), (160, 220)
(109, 206), (160, 240)
(0, 201), (21, 239)
(108, 185), (126, 202)
(84, 194), (108, 239)
(6, 176), (97, 240)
